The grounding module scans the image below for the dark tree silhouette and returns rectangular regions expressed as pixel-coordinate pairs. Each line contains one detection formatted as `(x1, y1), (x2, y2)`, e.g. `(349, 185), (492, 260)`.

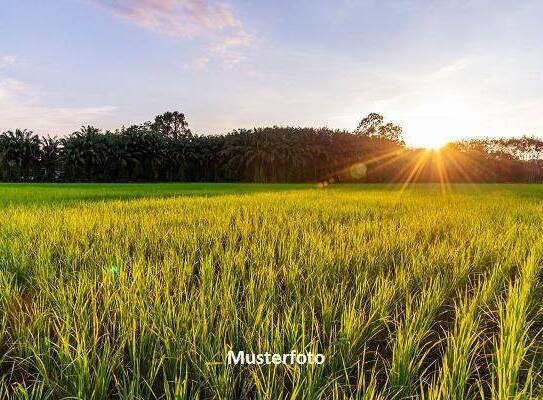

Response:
(0, 129), (41, 181)
(1, 111), (542, 183)
(152, 111), (192, 139)
(356, 113), (404, 144)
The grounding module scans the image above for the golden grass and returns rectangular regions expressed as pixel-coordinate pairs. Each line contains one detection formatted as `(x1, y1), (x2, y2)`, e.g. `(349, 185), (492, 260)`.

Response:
(0, 184), (542, 399)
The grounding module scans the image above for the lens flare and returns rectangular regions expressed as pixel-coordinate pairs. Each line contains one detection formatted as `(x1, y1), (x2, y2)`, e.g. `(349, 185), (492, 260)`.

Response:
(350, 163), (367, 179)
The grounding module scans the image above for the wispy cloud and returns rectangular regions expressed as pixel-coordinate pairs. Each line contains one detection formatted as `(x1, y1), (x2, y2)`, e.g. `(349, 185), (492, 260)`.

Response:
(208, 30), (252, 65)
(0, 76), (117, 133)
(431, 58), (472, 79)
(0, 56), (16, 67)
(185, 31), (252, 69)
(93, 0), (252, 67)
(184, 56), (210, 71)
(93, 0), (240, 37)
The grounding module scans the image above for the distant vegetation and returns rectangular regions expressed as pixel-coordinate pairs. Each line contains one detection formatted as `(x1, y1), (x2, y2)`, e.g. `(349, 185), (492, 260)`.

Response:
(1, 111), (543, 183)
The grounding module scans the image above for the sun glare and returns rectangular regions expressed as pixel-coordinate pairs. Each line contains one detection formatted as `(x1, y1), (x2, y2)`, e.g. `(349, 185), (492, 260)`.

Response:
(424, 140), (448, 151)
(410, 135), (451, 151)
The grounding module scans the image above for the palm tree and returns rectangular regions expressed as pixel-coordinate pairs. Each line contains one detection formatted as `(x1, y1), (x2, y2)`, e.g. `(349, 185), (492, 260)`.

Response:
(62, 126), (111, 181)
(0, 129), (41, 181)
(40, 136), (61, 181)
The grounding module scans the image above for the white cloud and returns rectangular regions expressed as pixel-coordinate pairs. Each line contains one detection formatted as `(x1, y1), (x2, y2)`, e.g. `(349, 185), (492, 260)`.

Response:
(208, 30), (252, 65)
(0, 56), (16, 67)
(93, 0), (252, 67)
(431, 58), (472, 79)
(0, 77), (37, 103)
(93, 0), (241, 38)
(0, 76), (117, 134)
(184, 56), (210, 71)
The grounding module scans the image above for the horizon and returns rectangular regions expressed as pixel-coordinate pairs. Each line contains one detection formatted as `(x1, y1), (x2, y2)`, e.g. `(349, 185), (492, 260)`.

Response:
(2, 0), (543, 148)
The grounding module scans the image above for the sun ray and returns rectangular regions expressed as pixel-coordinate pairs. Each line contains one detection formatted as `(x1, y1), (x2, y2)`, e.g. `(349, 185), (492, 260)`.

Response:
(432, 150), (451, 194)
(370, 149), (412, 173)
(316, 143), (492, 196)
(400, 150), (431, 192)
(441, 149), (475, 184)
(317, 148), (407, 183)
(386, 149), (427, 187)
(441, 147), (486, 191)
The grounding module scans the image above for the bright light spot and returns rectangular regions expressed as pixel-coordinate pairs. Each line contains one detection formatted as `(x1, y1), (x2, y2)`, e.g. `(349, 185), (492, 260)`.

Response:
(404, 87), (478, 149)
(418, 135), (450, 150)
(405, 129), (453, 150)
(349, 162), (367, 179)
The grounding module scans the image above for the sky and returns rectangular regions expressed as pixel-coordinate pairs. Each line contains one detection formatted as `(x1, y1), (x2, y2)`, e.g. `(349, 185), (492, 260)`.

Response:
(1, 0), (543, 148)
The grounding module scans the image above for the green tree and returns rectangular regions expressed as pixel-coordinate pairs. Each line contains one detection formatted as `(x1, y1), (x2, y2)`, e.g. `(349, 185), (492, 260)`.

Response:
(0, 129), (41, 181)
(356, 113), (404, 144)
(152, 111), (192, 139)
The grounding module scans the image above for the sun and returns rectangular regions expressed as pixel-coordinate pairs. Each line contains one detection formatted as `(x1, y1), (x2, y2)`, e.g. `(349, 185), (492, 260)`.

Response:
(423, 138), (449, 150)
(409, 134), (451, 150)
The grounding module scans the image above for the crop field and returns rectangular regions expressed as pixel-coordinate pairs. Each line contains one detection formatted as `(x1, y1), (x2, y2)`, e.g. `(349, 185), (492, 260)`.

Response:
(1, 183), (543, 399)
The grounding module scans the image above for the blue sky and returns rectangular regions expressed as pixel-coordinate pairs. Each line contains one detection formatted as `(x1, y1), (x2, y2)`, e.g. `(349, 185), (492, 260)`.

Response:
(1, 0), (543, 147)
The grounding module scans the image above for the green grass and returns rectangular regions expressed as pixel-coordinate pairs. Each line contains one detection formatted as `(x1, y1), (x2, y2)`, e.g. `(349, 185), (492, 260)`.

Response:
(0, 183), (543, 399)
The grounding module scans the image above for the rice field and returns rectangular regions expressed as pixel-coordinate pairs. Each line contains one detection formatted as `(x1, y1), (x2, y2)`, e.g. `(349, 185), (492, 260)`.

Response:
(0, 183), (542, 399)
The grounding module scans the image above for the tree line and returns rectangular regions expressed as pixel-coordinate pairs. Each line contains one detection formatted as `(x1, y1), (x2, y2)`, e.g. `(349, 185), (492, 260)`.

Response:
(1, 111), (542, 183)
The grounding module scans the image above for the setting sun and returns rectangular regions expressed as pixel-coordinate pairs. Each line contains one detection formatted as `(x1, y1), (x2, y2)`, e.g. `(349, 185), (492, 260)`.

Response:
(421, 136), (450, 150)
(407, 134), (451, 150)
